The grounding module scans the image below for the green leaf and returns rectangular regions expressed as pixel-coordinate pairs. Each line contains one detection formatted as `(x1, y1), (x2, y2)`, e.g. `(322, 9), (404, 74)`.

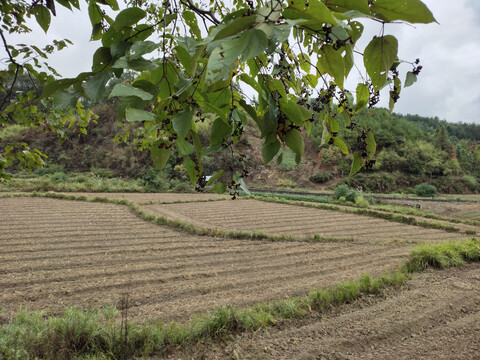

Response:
(88, 0), (102, 26)
(371, 0), (437, 24)
(237, 177), (250, 195)
(213, 182), (227, 194)
(109, 83), (153, 100)
(344, 44), (354, 77)
(281, 101), (305, 127)
(363, 35), (398, 91)
(82, 72), (111, 102)
(334, 137), (349, 155)
(349, 152), (365, 177)
(114, 7), (146, 30)
(365, 131), (376, 160)
(214, 16), (256, 40)
(128, 41), (160, 60)
(112, 57), (158, 71)
(324, 0), (370, 14)
(318, 45), (345, 89)
(52, 91), (78, 109)
(207, 170), (225, 185)
(91, 23), (103, 41)
(182, 157), (198, 184)
(41, 78), (78, 98)
(205, 29), (268, 85)
(239, 30), (268, 61)
(285, 129), (304, 158)
(176, 139), (195, 156)
(33, 5), (51, 33)
(55, 0), (72, 10)
(284, 0), (338, 27)
(92, 47), (112, 72)
(173, 109), (194, 139)
(356, 83), (369, 112)
(262, 134), (281, 164)
(182, 11), (201, 38)
(105, 0), (119, 11)
(151, 146), (170, 170)
(405, 71), (417, 87)
(125, 107), (155, 122)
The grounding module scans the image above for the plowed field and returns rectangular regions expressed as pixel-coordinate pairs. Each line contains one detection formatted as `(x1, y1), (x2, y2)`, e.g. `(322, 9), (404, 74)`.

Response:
(142, 199), (464, 242)
(0, 197), (414, 323)
(195, 263), (480, 360)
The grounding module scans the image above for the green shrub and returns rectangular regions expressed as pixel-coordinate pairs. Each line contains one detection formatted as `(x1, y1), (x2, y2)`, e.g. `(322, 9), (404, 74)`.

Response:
(355, 197), (369, 208)
(415, 182), (436, 197)
(309, 171), (333, 184)
(277, 178), (297, 188)
(141, 167), (169, 191)
(334, 184), (349, 200)
(90, 168), (115, 178)
(335, 184), (368, 206)
(277, 150), (299, 171)
(345, 189), (358, 203)
(50, 172), (66, 182)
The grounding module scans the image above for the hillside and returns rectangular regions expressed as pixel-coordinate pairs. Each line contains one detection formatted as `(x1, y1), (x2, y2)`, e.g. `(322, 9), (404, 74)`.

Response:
(1, 104), (479, 194)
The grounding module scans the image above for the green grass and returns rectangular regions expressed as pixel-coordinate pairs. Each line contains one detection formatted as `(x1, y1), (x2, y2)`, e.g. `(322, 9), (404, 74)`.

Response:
(0, 173), (144, 193)
(371, 203), (480, 227)
(1, 235), (479, 359)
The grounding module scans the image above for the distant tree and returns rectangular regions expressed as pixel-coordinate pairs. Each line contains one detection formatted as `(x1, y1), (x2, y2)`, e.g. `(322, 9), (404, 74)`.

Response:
(436, 125), (450, 152)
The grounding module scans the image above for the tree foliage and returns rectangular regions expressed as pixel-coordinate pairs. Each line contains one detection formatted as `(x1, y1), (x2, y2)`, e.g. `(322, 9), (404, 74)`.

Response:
(0, 0), (436, 188)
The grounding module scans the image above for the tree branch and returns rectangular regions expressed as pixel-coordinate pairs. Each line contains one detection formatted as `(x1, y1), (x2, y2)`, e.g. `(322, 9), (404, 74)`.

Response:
(179, 0), (220, 25)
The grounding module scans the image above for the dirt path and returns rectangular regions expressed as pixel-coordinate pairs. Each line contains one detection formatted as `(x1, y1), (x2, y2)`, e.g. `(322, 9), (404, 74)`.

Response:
(142, 199), (465, 243)
(172, 263), (480, 360)
(0, 197), (412, 323)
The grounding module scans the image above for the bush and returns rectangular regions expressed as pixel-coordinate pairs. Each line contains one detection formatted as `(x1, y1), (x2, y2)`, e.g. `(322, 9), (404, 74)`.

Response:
(335, 184), (368, 206)
(309, 171), (333, 184)
(415, 182), (436, 197)
(50, 172), (66, 182)
(334, 184), (349, 200)
(277, 178), (297, 188)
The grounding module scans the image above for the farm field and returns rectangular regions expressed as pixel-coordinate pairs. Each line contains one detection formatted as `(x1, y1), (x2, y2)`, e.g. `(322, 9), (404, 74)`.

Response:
(0, 196), (413, 323)
(142, 199), (465, 242)
(1, 193), (479, 359)
(380, 198), (480, 222)
(191, 263), (480, 360)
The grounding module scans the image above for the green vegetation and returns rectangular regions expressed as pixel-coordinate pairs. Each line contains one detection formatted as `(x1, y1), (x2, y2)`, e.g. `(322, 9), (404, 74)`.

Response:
(1, 0), (437, 187)
(415, 182), (437, 197)
(309, 171), (333, 184)
(2, 239), (478, 359)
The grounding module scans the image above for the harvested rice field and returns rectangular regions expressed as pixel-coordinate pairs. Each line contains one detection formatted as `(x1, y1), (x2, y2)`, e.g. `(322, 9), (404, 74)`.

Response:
(0, 196), (414, 323)
(192, 263), (480, 360)
(1, 194), (479, 360)
(142, 199), (465, 242)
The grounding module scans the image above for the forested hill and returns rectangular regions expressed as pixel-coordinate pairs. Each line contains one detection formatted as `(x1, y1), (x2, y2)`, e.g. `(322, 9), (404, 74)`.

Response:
(312, 108), (480, 194)
(1, 104), (479, 194)
(401, 113), (480, 142)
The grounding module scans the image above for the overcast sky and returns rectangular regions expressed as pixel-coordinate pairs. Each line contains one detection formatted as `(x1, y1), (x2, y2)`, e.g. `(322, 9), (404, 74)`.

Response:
(3, 0), (480, 124)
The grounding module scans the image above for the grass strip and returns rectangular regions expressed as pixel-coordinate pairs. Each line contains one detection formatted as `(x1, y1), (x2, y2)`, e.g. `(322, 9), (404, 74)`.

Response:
(253, 195), (470, 234)
(1, 239), (479, 359)
(137, 197), (228, 206)
(371, 203), (480, 227)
